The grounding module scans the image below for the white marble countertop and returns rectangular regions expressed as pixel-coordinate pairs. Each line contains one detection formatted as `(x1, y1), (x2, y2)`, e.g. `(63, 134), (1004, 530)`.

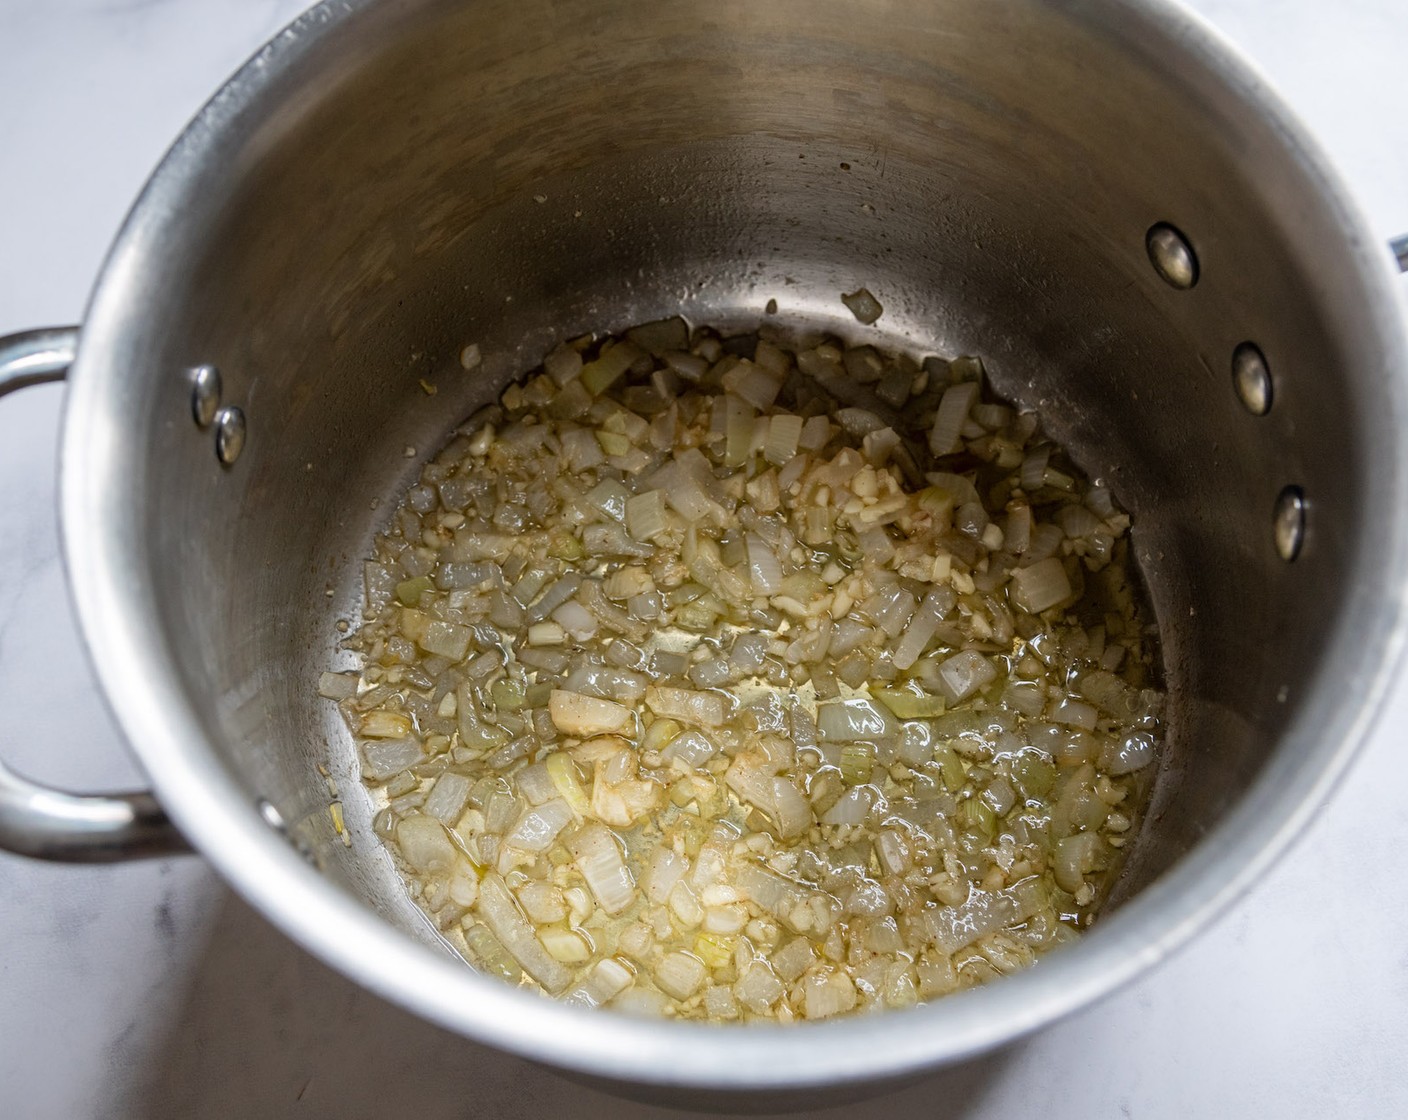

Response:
(2, 2), (1406, 1117)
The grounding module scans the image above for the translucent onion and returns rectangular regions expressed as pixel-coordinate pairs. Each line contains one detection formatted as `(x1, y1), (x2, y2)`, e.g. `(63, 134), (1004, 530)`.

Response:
(337, 320), (1165, 1025)
(1010, 557), (1073, 614)
(568, 823), (636, 915)
(929, 382), (980, 456)
(477, 873), (573, 993)
(505, 798), (573, 852)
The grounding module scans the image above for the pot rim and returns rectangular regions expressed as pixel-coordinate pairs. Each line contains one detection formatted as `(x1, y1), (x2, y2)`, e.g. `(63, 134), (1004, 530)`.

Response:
(56, 0), (1408, 1091)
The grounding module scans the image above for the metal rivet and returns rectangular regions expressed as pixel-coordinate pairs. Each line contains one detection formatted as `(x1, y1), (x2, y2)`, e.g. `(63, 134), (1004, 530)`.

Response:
(214, 406), (246, 465)
(1146, 223), (1199, 289)
(256, 798), (286, 832)
(1273, 486), (1306, 562)
(1232, 342), (1272, 415)
(189, 364), (222, 428)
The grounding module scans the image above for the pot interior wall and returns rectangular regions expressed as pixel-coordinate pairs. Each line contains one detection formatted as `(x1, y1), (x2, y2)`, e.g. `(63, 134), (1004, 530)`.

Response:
(112, 0), (1387, 951)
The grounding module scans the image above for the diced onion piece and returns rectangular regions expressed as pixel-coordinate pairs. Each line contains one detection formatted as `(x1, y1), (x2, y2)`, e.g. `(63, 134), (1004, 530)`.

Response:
(477, 873), (572, 993)
(551, 599), (599, 642)
(935, 650), (998, 704)
(1010, 557), (1072, 614)
(723, 396), (755, 469)
(723, 359), (784, 409)
(816, 698), (898, 742)
(539, 927), (592, 964)
(1054, 832), (1105, 893)
(1050, 696), (1099, 731)
(359, 710), (413, 739)
(654, 951), (707, 1000)
(771, 776), (812, 839)
(546, 752), (592, 818)
(803, 970), (858, 1019)
(424, 772), (472, 823)
(568, 823), (637, 915)
(660, 730), (718, 768)
(734, 961), (785, 1012)
(645, 685), (727, 727)
(513, 762), (556, 806)
(871, 684), (945, 720)
(419, 619), (472, 660)
(764, 413), (803, 466)
(396, 813), (458, 873)
(820, 786), (874, 826)
(527, 620), (566, 647)
(505, 798), (573, 852)
(925, 878), (1044, 954)
(363, 737), (423, 780)
(548, 690), (634, 737)
(625, 490), (669, 541)
(841, 287), (883, 325)
(317, 671), (359, 700)
(1101, 731), (1158, 775)
(645, 846), (690, 904)
(563, 957), (635, 1008)
(580, 340), (643, 395)
(891, 587), (949, 670)
(929, 381), (980, 456)
(746, 534), (784, 596)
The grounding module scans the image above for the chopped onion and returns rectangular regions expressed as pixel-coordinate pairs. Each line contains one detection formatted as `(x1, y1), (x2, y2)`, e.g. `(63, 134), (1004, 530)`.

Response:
(363, 737), (423, 780)
(645, 685), (727, 728)
(645, 846), (690, 904)
(935, 650), (999, 704)
(734, 961), (785, 1012)
(548, 690), (634, 737)
(661, 729), (718, 768)
(723, 360), (784, 410)
(568, 823), (636, 915)
(841, 287), (884, 324)
(339, 320), (1165, 1024)
(817, 698), (898, 742)
(821, 787), (875, 826)
(1053, 832), (1104, 893)
(1050, 696), (1099, 731)
(477, 873), (572, 993)
(396, 813), (457, 873)
(625, 490), (669, 541)
(654, 951), (707, 999)
(929, 382), (980, 456)
(1101, 731), (1157, 775)
(505, 798), (573, 852)
(746, 534), (784, 596)
(563, 957), (635, 1009)
(771, 776), (812, 839)
(1010, 557), (1073, 614)
(423, 773), (472, 823)
(803, 970), (859, 1019)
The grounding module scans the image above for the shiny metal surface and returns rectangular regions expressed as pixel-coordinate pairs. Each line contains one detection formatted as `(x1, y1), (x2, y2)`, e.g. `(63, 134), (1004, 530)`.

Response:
(213, 405), (246, 465)
(1273, 485), (1308, 563)
(1145, 222), (1201, 289)
(189, 364), (222, 428)
(1232, 341), (1273, 415)
(0, 327), (78, 393)
(0, 327), (189, 862)
(13, 0), (1405, 1098)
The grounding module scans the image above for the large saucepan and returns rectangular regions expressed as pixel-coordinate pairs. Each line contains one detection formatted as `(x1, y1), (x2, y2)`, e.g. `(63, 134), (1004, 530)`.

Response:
(3, 0), (1406, 1106)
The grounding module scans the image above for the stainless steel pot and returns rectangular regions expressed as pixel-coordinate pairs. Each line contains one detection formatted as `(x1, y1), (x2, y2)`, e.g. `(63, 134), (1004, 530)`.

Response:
(3, 0), (1407, 1104)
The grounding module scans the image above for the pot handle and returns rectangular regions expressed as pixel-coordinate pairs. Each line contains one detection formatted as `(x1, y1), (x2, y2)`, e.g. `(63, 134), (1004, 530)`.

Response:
(0, 328), (190, 862)
(1393, 235), (1408, 272)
